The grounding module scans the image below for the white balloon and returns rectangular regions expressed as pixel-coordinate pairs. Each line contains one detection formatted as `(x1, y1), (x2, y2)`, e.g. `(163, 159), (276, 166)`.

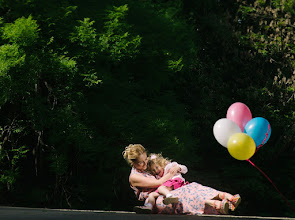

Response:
(213, 118), (242, 148)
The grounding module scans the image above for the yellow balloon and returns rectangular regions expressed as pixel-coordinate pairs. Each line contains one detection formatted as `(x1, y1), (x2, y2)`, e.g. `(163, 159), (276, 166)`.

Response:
(227, 133), (256, 160)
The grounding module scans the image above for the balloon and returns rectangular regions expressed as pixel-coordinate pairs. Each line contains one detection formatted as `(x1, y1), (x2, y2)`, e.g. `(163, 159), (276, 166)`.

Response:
(226, 102), (252, 132)
(227, 133), (256, 160)
(244, 117), (271, 148)
(213, 118), (242, 148)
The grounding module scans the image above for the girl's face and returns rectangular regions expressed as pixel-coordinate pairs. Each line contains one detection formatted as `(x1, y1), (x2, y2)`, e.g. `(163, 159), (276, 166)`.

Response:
(133, 153), (148, 171)
(150, 163), (164, 177)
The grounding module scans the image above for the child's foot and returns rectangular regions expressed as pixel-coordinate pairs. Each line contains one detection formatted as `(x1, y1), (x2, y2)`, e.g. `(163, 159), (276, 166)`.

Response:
(213, 199), (229, 214)
(219, 192), (241, 211)
(133, 205), (152, 214)
(163, 196), (179, 205)
(229, 194), (241, 211)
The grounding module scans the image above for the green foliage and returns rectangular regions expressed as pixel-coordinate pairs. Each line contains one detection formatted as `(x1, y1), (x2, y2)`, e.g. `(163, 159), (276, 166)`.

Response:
(0, 0), (293, 218)
(0, 44), (25, 76)
(0, 15), (41, 105)
(99, 4), (142, 61)
(57, 55), (76, 71)
(0, 123), (29, 191)
(70, 18), (97, 48)
(70, 18), (101, 86)
(1, 15), (39, 47)
(168, 57), (183, 72)
(233, 0), (295, 153)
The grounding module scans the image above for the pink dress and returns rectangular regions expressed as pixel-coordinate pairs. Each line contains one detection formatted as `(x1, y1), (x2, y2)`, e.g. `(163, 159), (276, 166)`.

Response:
(156, 162), (188, 192)
(129, 167), (221, 215)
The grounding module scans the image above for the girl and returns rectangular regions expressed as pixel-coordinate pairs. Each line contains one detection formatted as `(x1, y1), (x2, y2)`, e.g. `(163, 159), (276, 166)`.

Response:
(134, 153), (188, 214)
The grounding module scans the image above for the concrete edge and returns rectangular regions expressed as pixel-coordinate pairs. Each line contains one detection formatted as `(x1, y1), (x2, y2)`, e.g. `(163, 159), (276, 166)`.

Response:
(49, 208), (295, 219)
(0, 206), (294, 219)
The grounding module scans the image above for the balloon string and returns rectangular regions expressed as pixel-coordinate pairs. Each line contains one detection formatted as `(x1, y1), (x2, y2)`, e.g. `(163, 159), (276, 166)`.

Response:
(256, 123), (271, 150)
(247, 159), (295, 213)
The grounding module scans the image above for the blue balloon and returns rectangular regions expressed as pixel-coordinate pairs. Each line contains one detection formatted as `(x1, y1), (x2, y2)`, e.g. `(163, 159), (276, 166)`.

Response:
(244, 117), (271, 148)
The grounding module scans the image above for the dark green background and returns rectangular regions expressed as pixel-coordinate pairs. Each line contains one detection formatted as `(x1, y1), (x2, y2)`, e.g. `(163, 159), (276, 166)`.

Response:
(0, 0), (294, 218)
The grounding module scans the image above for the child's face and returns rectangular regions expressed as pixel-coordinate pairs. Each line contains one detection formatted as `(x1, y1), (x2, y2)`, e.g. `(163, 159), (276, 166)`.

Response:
(150, 163), (164, 177)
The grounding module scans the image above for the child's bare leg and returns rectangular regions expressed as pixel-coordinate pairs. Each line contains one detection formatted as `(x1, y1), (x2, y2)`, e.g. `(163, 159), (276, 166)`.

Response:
(205, 199), (229, 214)
(134, 192), (159, 214)
(157, 185), (173, 197)
(158, 185), (179, 205)
(147, 192), (160, 206)
(205, 199), (215, 207)
(218, 192), (233, 201)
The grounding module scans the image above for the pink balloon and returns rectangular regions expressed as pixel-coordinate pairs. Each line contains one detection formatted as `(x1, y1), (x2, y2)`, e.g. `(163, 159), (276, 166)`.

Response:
(226, 102), (252, 132)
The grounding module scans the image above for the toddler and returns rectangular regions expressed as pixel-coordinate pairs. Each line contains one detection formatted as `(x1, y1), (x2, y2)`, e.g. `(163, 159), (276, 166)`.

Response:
(134, 153), (188, 214)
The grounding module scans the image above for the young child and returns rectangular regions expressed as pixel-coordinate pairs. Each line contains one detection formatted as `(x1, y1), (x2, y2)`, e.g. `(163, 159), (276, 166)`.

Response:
(134, 153), (188, 214)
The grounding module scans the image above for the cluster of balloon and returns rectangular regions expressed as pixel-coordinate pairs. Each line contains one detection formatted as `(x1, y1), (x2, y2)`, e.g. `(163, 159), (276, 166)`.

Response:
(214, 103), (295, 213)
(213, 102), (271, 160)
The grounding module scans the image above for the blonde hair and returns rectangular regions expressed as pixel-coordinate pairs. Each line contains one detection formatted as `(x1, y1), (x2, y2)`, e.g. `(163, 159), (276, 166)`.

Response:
(122, 144), (146, 166)
(147, 153), (171, 175)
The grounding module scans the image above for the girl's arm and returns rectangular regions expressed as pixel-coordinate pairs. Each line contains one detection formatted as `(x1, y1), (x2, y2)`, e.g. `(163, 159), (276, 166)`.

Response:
(130, 172), (174, 188)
